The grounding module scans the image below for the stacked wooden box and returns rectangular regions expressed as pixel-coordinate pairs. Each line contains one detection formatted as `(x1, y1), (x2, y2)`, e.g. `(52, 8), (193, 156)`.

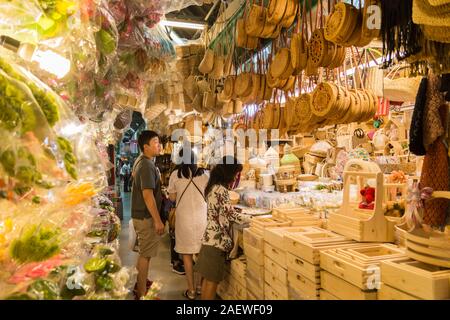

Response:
(319, 244), (406, 300)
(263, 227), (312, 300)
(244, 217), (291, 299)
(378, 257), (450, 300)
(283, 227), (356, 300)
(217, 256), (247, 300)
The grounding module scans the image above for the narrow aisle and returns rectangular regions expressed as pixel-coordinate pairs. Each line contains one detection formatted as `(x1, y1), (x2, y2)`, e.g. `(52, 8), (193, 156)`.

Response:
(118, 192), (187, 300)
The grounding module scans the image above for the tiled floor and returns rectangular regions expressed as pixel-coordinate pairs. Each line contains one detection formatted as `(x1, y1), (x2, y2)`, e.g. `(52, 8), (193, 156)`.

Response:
(118, 192), (187, 300)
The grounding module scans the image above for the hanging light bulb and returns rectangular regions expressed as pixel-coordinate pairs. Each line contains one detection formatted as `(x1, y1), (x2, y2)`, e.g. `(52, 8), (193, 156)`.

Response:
(0, 35), (71, 79)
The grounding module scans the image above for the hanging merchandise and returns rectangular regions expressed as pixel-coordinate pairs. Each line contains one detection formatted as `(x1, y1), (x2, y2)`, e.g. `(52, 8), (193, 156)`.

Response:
(380, 0), (423, 68)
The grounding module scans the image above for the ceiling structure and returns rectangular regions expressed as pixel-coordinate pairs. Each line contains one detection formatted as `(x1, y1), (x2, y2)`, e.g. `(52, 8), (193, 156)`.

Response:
(164, 2), (220, 40)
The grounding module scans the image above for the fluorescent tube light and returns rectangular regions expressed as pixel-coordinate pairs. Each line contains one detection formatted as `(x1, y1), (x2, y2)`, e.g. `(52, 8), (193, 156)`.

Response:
(159, 19), (206, 30)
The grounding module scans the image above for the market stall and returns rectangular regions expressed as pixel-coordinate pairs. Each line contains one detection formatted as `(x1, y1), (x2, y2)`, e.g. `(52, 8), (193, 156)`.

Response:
(0, 0), (449, 301)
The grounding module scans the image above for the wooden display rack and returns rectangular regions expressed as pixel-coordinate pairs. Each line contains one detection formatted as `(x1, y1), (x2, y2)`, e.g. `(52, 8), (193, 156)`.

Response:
(320, 244), (406, 290)
(328, 159), (398, 242)
(380, 257), (450, 300)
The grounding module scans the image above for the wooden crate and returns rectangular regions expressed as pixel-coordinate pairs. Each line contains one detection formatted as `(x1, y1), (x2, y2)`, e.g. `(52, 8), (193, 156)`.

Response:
(250, 217), (291, 237)
(247, 290), (258, 300)
(244, 243), (264, 265)
(264, 256), (288, 286)
(288, 285), (319, 300)
(381, 257), (450, 300)
(265, 269), (289, 299)
(287, 268), (320, 299)
(405, 228), (450, 268)
(378, 283), (420, 300)
(243, 228), (264, 251)
(320, 271), (378, 300)
(320, 289), (340, 300)
(264, 226), (312, 250)
(218, 276), (235, 300)
(283, 227), (354, 264)
(232, 281), (247, 300)
(286, 253), (321, 283)
(328, 163), (398, 242)
(246, 275), (264, 299)
(265, 284), (288, 300)
(320, 244), (405, 290)
(246, 260), (264, 290)
(230, 256), (247, 287)
(264, 242), (287, 266)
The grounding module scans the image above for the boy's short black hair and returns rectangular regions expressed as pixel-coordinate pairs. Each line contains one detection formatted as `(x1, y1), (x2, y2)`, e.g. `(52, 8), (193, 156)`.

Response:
(138, 130), (159, 152)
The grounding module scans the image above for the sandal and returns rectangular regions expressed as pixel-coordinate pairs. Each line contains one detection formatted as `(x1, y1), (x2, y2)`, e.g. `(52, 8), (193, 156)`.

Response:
(183, 289), (196, 300)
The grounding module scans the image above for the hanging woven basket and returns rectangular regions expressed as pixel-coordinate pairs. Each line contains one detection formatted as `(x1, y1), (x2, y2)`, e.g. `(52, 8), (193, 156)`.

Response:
(246, 5), (266, 37)
(267, 0), (288, 24)
(198, 49), (215, 74)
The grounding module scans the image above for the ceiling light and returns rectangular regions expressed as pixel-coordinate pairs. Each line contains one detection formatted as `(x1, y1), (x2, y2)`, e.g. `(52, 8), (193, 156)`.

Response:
(0, 35), (70, 78)
(159, 19), (206, 30)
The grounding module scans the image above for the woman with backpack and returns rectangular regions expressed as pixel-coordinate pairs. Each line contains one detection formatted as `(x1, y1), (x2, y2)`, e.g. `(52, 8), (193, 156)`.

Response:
(168, 148), (209, 300)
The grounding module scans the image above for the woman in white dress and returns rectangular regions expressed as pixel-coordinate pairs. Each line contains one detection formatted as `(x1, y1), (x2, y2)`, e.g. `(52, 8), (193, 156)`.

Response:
(168, 149), (209, 300)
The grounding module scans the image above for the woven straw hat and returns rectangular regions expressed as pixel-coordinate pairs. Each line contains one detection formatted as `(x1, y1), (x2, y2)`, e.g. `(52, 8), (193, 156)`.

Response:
(428, 0), (450, 5)
(413, 0), (450, 26)
(423, 25), (450, 43)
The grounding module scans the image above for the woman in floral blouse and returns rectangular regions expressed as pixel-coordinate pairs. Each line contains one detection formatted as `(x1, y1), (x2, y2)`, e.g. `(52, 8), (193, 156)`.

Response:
(194, 156), (251, 300)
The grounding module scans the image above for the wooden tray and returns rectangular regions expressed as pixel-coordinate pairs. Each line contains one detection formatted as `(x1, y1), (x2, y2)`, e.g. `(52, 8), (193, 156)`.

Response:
(264, 226), (311, 250)
(320, 271), (378, 300)
(272, 207), (311, 217)
(381, 257), (450, 300)
(244, 228), (264, 251)
(265, 256), (288, 285)
(320, 244), (405, 290)
(287, 268), (321, 299)
(283, 227), (354, 264)
(286, 253), (321, 283)
(265, 269), (289, 299)
(272, 208), (322, 226)
(378, 283), (421, 300)
(319, 289), (340, 300)
(405, 228), (450, 268)
(250, 217), (292, 236)
(264, 242), (287, 266)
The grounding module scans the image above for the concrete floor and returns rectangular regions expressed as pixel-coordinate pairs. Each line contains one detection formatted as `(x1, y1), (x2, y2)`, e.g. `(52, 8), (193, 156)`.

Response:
(118, 192), (188, 300)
